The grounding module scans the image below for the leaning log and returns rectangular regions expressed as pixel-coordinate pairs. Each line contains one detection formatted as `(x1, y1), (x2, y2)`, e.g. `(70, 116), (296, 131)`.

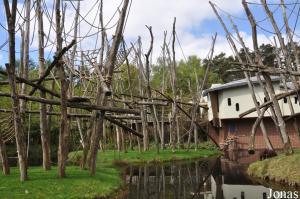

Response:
(154, 89), (220, 148)
(28, 39), (76, 96)
(0, 70), (60, 98)
(239, 88), (300, 118)
(104, 116), (143, 138)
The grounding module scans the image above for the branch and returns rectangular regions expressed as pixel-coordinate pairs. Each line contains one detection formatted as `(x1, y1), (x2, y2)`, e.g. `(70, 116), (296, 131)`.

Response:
(239, 88), (300, 118)
(0, 69), (60, 97)
(0, 92), (140, 115)
(29, 39), (76, 96)
(104, 116), (143, 138)
(153, 89), (219, 147)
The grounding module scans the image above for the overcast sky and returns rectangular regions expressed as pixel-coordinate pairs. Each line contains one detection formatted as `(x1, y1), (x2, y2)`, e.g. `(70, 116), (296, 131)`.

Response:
(0, 0), (299, 65)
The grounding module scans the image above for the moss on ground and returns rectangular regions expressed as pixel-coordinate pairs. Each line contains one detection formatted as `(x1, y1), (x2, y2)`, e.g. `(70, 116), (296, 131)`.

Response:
(0, 142), (219, 198)
(248, 149), (300, 186)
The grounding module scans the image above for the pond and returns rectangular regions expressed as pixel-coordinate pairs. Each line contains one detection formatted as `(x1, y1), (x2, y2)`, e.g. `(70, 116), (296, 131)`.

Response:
(122, 151), (300, 199)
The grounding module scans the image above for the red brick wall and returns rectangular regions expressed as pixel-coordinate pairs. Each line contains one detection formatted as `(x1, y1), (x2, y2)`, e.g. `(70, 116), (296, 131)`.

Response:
(208, 123), (220, 145)
(209, 117), (300, 150)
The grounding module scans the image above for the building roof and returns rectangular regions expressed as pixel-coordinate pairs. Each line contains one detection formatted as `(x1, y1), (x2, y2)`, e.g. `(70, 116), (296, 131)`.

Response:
(202, 76), (281, 96)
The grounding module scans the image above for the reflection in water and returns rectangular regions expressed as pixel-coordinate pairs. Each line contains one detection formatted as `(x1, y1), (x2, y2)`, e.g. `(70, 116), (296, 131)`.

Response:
(122, 154), (299, 199)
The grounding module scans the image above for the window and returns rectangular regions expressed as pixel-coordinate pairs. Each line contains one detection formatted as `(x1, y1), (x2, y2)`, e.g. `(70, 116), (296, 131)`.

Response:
(295, 97), (298, 104)
(236, 103), (240, 111)
(284, 97), (287, 103)
(264, 97), (267, 103)
(257, 101), (260, 106)
(227, 98), (232, 106)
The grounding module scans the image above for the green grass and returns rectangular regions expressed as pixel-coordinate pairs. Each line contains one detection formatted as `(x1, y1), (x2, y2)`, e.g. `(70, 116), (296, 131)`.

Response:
(0, 165), (121, 199)
(248, 149), (300, 186)
(69, 148), (219, 166)
(0, 142), (219, 199)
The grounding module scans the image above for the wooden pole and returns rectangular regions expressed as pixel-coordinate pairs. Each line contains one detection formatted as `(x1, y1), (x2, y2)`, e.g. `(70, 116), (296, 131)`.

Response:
(37, 0), (51, 170)
(3, 0), (28, 181)
(145, 25), (160, 153)
(243, 0), (292, 154)
(170, 17), (178, 151)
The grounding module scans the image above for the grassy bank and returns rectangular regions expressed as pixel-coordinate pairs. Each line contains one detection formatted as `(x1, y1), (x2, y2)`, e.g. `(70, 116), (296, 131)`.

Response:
(0, 143), (219, 198)
(69, 148), (219, 166)
(248, 149), (300, 186)
(0, 165), (121, 199)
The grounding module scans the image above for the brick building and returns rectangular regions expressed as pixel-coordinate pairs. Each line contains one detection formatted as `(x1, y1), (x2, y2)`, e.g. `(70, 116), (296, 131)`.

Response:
(203, 76), (300, 150)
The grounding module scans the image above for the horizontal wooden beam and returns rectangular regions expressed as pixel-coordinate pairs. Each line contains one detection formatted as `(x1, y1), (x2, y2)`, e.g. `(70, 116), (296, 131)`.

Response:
(0, 109), (143, 138)
(0, 92), (140, 115)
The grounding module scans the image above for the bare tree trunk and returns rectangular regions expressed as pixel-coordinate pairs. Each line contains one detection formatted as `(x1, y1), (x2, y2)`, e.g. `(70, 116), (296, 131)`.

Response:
(136, 121), (142, 153)
(242, 0), (292, 154)
(69, 0), (80, 97)
(249, 107), (268, 150)
(116, 125), (121, 152)
(187, 81), (195, 150)
(211, 2), (274, 152)
(102, 120), (106, 151)
(0, 136), (9, 175)
(20, 0), (30, 116)
(79, 52), (90, 170)
(141, 105), (149, 151)
(122, 41), (136, 152)
(176, 115), (180, 146)
(37, 0), (51, 170)
(3, 0), (28, 182)
(56, 0), (70, 178)
(274, 37), (300, 139)
(76, 118), (85, 149)
(169, 113), (172, 145)
(88, 0), (130, 175)
(134, 37), (149, 151)
(170, 18), (178, 151)
(81, 119), (92, 170)
(193, 123), (198, 151)
(144, 26), (160, 153)
(226, 15), (274, 151)
(19, 27), (24, 78)
(160, 106), (165, 149)
(88, 108), (104, 175)
(160, 32), (168, 150)
(121, 128), (126, 152)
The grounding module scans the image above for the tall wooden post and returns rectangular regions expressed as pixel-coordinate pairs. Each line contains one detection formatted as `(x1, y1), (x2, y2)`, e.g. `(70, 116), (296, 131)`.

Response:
(56, 0), (70, 178)
(37, 0), (51, 170)
(3, 0), (28, 181)
(170, 18), (178, 151)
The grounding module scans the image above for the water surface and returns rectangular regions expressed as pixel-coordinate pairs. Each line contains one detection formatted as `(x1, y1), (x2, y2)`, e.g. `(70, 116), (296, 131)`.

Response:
(122, 151), (299, 199)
